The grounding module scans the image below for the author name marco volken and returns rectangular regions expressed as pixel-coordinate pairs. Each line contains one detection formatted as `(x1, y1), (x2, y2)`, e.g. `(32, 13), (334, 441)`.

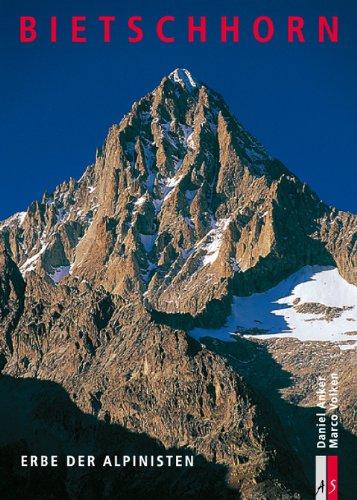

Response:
(21, 455), (195, 468)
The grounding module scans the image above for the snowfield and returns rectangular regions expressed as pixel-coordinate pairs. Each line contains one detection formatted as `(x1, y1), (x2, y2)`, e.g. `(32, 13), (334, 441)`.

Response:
(49, 265), (71, 284)
(190, 266), (357, 349)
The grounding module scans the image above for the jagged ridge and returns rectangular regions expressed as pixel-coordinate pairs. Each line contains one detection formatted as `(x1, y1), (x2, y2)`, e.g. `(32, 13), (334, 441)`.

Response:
(1, 69), (355, 324)
(0, 68), (356, 498)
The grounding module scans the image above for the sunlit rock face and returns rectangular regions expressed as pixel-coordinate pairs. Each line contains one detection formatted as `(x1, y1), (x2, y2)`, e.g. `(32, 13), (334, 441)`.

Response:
(2, 68), (355, 323)
(0, 69), (356, 498)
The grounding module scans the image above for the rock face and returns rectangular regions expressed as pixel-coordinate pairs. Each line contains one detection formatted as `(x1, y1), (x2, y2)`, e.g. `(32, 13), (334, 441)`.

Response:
(1, 68), (355, 321)
(0, 68), (356, 498)
(0, 244), (25, 355)
(0, 284), (307, 498)
(202, 336), (357, 499)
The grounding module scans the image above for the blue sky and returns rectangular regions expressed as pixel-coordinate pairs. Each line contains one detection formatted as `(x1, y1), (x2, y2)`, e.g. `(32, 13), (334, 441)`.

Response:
(0, 0), (356, 219)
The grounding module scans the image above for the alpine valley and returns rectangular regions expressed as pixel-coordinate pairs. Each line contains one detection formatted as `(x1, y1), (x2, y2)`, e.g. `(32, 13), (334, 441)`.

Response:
(0, 69), (356, 499)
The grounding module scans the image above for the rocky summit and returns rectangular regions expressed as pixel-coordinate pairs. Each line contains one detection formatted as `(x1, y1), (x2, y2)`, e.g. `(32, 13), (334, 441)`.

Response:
(0, 69), (356, 499)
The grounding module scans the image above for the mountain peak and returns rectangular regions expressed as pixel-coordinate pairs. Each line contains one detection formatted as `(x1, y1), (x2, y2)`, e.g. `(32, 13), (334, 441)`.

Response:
(0, 69), (355, 319)
(167, 68), (198, 91)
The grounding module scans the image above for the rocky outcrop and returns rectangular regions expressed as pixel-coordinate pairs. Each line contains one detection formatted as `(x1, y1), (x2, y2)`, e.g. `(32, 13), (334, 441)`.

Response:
(1, 281), (308, 498)
(0, 68), (356, 498)
(0, 244), (25, 354)
(1, 69), (355, 323)
(319, 209), (357, 284)
(203, 335), (357, 499)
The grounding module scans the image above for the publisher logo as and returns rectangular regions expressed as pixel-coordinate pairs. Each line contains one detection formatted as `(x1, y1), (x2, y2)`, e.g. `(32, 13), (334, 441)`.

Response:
(315, 456), (338, 499)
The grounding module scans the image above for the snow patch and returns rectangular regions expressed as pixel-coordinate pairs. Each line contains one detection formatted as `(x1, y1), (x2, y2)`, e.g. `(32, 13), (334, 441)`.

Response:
(0, 211), (27, 230)
(135, 195), (146, 206)
(20, 244), (48, 274)
(143, 143), (155, 170)
(161, 174), (184, 203)
(140, 234), (156, 253)
(56, 207), (68, 223)
(166, 175), (183, 189)
(50, 265), (70, 284)
(142, 261), (157, 284)
(146, 172), (156, 191)
(152, 198), (164, 213)
(202, 218), (231, 266)
(185, 190), (197, 203)
(186, 132), (196, 150)
(18, 212), (27, 226)
(169, 68), (197, 91)
(190, 266), (357, 346)
(338, 343), (356, 351)
(179, 125), (194, 149)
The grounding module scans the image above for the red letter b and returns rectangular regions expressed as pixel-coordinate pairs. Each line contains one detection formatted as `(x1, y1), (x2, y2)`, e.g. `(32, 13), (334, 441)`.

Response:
(20, 17), (37, 43)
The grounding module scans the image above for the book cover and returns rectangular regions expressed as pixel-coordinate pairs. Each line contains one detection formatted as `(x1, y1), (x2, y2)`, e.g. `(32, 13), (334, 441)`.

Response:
(0, 1), (355, 498)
